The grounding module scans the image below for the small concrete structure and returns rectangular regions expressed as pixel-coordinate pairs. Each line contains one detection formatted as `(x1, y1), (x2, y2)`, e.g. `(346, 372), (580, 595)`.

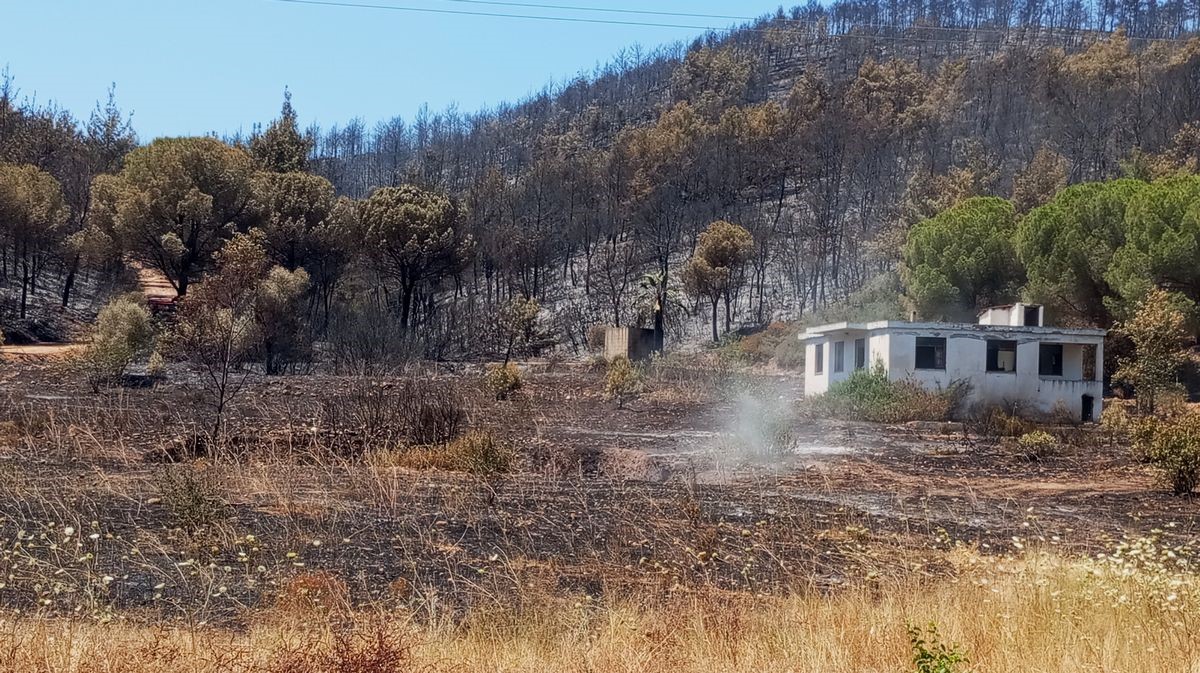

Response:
(800, 303), (1106, 422)
(603, 327), (660, 362)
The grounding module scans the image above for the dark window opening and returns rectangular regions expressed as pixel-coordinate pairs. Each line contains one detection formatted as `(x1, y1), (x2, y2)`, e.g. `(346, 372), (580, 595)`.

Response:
(833, 341), (845, 373)
(1024, 306), (1041, 326)
(986, 340), (1018, 373)
(854, 338), (867, 370)
(1082, 344), (1098, 381)
(915, 337), (947, 370)
(1039, 343), (1063, 377)
(813, 343), (824, 374)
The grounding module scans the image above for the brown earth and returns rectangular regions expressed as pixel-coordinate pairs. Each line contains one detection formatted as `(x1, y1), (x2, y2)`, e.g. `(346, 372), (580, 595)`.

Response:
(0, 358), (1194, 625)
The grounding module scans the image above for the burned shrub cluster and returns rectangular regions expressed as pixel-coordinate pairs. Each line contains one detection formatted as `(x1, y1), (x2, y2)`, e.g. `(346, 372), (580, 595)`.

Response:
(319, 378), (469, 456)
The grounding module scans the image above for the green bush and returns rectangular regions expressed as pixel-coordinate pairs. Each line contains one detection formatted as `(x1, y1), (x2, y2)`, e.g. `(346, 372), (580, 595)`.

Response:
(1140, 410), (1200, 495)
(155, 465), (230, 532)
(1110, 403), (1200, 494)
(806, 365), (969, 423)
(147, 350), (167, 379)
(908, 623), (969, 673)
(71, 293), (155, 392)
(604, 356), (645, 409)
(484, 362), (522, 400)
(1016, 430), (1058, 461)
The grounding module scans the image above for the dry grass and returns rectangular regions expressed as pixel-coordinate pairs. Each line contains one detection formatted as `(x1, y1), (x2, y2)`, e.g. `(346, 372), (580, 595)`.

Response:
(0, 547), (1196, 673)
(2, 364), (1197, 671)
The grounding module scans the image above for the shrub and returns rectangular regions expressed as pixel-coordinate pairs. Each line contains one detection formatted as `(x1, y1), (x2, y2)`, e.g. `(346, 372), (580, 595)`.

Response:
(147, 350), (167, 379)
(272, 571), (351, 620)
(772, 335), (805, 370)
(389, 430), (515, 475)
(1101, 403), (1136, 449)
(155, 464), (230, 532)
(1140, 410), (1200, 495)
(484, 362), (522, 400)
(714, 336), (753, 370)
(320, 378), (467, 454)
(444, 430), (515, 475)
(806, 365), (969, 423)
(71, 293), (154, 391)
(973, 403), (1035, 437)
(736, 322), (798, 364)
(604, 356), (645, 409)
(908, 623), (969, 673)
(327, 303), (415, 375)
(401, 381), (468, 446)
(1016, 430), (1058, 461)
(266, 626), (422, 673)
(1111, 404), (1200, 494)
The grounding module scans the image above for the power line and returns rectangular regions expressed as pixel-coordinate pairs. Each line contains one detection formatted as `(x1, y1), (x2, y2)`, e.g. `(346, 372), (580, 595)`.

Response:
(266, 0), (1192, 43)
(436, 0), (761, 23)
(266, 0), (723, 30)
(430, 0), (1195, 42)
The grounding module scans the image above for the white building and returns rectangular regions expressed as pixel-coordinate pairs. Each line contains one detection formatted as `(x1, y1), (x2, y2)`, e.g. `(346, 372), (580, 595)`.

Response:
(800, 303), (1106, 422)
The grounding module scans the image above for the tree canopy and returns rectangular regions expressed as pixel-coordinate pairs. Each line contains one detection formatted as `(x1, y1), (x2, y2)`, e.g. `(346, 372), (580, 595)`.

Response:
(0, 163), (69, 316)
(1015, 179), (1141, 325)
(359, 184), (472, 330)
(89, 137), (257, 295)
(902, 197), (1022, 319)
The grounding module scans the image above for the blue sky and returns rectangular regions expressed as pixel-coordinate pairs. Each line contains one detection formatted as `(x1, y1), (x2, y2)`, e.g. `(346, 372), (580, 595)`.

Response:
(4, 0), (787, 140)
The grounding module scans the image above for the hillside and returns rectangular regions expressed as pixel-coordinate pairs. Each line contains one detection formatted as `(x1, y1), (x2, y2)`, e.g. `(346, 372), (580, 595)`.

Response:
(292, 7), (1200, 345)
(3, 3), (1200, 353)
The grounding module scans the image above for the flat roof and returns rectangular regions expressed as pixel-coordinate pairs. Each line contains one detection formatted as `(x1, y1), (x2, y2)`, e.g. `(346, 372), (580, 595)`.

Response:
(799, 320), (1107, 341)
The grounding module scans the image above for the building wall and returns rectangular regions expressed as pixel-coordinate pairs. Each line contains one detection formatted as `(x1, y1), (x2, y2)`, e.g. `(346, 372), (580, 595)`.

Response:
(805, 333), (888, 395)
(604, 327), (658, 362)
(978, 303), (1043, 327)
(885, 331), (1101, 419)
(802, 327), (1104, 421)
(805, 339), (829, 395)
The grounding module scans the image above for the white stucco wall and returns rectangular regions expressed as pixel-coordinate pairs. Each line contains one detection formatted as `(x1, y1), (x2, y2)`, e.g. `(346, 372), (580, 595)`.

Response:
(801, 321), (1105, 422)
(804, 332), (885, 395)
(978, 303), (1043, 327)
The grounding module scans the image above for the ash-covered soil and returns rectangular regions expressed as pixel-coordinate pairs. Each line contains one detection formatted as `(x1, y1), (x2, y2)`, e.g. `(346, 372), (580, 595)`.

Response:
(0, 357), (1194, 623)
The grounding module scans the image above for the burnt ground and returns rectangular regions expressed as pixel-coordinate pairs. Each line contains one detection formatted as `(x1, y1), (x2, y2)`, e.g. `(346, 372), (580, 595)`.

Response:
(0, 356), (1195, 624)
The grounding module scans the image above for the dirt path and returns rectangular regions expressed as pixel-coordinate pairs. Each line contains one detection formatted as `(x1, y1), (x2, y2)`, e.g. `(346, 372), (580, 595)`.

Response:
(132, 261), (176, 300)
(2, 262), (175, 360)
(0, 342), (82, 361)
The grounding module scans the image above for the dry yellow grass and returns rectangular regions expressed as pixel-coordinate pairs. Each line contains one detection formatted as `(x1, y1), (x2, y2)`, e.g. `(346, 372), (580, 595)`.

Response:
(1, 546), (1196, 673)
